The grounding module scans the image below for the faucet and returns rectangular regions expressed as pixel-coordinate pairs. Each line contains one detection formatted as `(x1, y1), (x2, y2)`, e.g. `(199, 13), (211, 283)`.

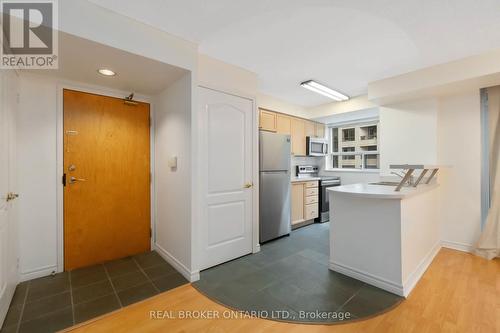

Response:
(391, 171), (414, 186)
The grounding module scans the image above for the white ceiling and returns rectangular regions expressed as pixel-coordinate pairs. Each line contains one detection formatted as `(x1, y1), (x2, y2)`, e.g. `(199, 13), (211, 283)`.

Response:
(88, 0), (500, 106)
(30, 32), (187, 96)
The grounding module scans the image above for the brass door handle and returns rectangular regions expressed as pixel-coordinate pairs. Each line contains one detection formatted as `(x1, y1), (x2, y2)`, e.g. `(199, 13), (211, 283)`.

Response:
(244, 183), (253, 189)
(69, 177), (87, 184)
(6, 192), (19, 202)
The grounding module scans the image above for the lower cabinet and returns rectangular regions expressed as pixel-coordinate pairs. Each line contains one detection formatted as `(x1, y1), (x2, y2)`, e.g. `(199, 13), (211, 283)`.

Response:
(291, 180), (319, 227)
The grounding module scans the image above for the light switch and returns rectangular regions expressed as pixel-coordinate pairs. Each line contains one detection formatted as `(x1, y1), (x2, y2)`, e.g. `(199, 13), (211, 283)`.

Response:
(168, 156), (177, 169)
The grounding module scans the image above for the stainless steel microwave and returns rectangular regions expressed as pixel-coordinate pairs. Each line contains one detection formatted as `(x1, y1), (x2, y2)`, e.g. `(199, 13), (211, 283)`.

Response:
(306, 137), (328, 156)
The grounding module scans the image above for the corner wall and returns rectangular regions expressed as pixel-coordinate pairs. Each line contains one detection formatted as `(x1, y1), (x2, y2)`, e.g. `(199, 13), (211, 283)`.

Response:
(379, 99), (438, 175)
(153, 73), (195, 280)
(437, 91), (481, 251)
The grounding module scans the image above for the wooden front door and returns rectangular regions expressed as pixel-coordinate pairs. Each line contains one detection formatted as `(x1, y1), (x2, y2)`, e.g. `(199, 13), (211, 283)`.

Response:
(63, 89), (151, 270)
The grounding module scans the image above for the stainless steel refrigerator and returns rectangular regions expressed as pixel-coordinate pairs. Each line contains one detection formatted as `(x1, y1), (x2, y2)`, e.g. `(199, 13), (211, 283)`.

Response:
(259, 131), (291, 243)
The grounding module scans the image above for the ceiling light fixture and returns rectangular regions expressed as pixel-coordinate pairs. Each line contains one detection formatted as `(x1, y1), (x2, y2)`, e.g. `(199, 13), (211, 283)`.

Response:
(300, 80), (349, 101)
(97, 68), (116, 76)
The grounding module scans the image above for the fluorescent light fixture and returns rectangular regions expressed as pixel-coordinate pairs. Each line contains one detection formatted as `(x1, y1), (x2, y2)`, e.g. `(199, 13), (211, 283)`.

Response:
(300, 80), (349, 101)
(97, 68), (116, 76)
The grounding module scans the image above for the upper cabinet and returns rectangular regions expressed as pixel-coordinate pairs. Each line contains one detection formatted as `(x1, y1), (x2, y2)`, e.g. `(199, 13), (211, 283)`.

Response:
(305, 121), (315, 138)
(291, 118), (306, 156)
(259, 109), (277, 132)
(276, 113), (291, 135)
(259, 108), (325, 155)
(315, 123), (326, 138)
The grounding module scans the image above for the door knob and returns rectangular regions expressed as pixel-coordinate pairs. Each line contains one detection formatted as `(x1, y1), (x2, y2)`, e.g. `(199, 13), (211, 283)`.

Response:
(6, 192), (19, 202)
(244, 183), (253, 189)
(69, 177), (87, 184)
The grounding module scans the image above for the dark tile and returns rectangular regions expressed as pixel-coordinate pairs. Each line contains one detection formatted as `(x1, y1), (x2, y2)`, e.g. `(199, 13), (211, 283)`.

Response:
(70, 265), (107, 289)
(104, 257), (139, 278)
(74, 294), (120, 324)
(2, 305), (22, 328)
(296, 248), (329, 266)
(133, 251), (166, 269)
(0, 324), (18, 333)
(111, 270), (148, 292)
(229, 269), (279, 292)
(29, 272), (68, 290)
(18, 307), (73, 333)
(152, 273), (188, 292)
(72, 280), (114, 305)
(26, 276), (70, 302)
(22, 292), (71, 322)
(340, 284), (402, 317)
(143, 263), (176, 280)
(117, 282), (158, 306)
(11, 282), (28, 307)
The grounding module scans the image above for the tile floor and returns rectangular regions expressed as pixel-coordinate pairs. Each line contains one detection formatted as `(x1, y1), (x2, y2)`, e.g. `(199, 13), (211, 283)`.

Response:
(1, 251), (188, 333)
(194, 222), (402, 323)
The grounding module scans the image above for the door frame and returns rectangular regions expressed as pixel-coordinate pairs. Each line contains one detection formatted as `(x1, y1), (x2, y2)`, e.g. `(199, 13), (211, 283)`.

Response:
(196, 84), (260, 274)
(55, 82), (155, 273)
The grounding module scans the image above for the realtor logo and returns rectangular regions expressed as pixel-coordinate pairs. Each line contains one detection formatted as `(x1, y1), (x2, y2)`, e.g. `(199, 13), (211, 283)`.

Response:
(1, 0), (58, 69)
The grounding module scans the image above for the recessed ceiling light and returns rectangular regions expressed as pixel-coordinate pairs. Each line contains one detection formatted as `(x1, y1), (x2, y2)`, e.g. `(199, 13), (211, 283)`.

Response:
(97, 68), (116, 76)
(300, 80), (349, 101)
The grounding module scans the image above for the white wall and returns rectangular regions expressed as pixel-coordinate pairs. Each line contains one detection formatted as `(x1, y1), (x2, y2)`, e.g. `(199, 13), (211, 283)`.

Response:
(198, 54), (257, 97)
(17, 74), (59, 279)
(153, 73), (194, 280)
(379, 99), (438, 175)
(308, 95), (377, 119)
(437, 91), (481, 251)
(257, 93), (309, 119)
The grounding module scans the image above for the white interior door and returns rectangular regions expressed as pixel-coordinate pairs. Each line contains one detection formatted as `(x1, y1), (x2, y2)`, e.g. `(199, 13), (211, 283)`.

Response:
(199, 87), (254, 270)
(0, 70), (19, 326)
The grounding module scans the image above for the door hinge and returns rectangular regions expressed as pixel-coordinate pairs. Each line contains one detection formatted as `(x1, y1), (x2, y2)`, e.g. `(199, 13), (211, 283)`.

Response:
(150, 228), (152, 238)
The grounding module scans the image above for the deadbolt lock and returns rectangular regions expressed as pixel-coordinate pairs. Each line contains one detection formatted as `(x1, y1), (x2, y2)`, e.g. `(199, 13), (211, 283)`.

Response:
(68, 164), (76, 171)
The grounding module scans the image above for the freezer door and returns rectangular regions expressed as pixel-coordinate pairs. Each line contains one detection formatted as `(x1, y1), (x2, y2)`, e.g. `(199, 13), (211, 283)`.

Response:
(259, 131), (291, 171)
(259, 171), (291, 243)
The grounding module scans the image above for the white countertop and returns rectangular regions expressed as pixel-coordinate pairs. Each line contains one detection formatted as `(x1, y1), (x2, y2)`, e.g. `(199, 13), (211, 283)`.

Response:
(291, 177), (321, 183)
(327, 182), (438, 199)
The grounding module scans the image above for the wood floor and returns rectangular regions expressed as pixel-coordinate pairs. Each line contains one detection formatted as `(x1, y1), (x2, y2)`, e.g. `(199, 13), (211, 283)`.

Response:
(66, 248), (499, 333)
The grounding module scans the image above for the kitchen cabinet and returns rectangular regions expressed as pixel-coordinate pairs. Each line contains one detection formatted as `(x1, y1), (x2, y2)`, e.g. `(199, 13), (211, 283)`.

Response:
(258, 108), (325, 154)
(305, 121), (315, 138)
(291, 183), (305, 225)
(276, 114), (291, 135)
(291, 180), (319, 227)
(259, 109), (277, 132)
(291, 118), (306, 155)
(315, 123), (326, 138)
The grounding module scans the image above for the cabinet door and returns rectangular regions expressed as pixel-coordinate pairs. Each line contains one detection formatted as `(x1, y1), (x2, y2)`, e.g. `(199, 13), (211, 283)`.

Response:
(276, 114), (291, 135)
(305, 121), (315, 138)
(291, 118), (306, 155)
(291, 183), (305, 225)
(315, 123), (325, 138)
(259, 110), (277, 132)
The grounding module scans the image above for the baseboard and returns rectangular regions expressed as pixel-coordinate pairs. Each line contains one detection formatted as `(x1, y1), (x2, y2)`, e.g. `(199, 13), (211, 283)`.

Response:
(20, 265), (57, 282)
(402, 241), (441, 297)
(154, 243), (199, 282)
(329, 261), (405, 297)
(441, 240), (473, 253)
